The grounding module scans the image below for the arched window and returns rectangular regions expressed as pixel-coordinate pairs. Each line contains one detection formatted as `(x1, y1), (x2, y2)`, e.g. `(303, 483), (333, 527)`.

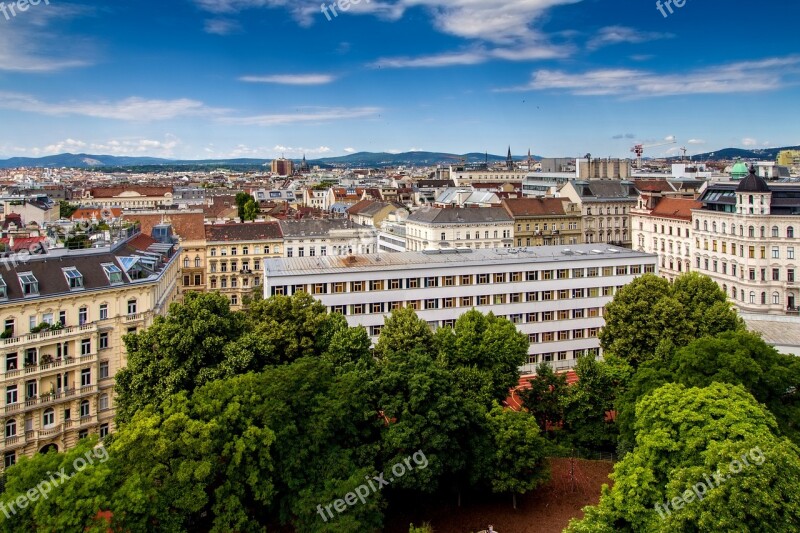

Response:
(43, 408), (55, 428)
(749, 226), (755, 238)
(773, 292), (781, 305)
(722, 223), (726, 234)
(789, 227), (795, 239)
(749, 292), (756, 304)
(723, 284), (727, 293)
(695, 220), (700, 230)
(761, 226), (766, 238)
(732, 286), (737, 299)
(741, 290), (745, 301)
(127, 299), (137, 315)
(195, 257), (201, 267)
(80, 400), (90, 418)
(704, 221), (708, 231)
(183, 258), (189, 268)
(5, 418), (16, 438)
(712, 222), (717, 233)
(761, 292), (767, 305)
(772, 226), (780, 238)
(740, 225), (744, 237)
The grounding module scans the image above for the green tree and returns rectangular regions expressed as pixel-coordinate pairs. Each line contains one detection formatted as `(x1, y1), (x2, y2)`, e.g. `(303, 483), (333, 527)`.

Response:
(235, 192), (256, 222)
(375, 307), (436, 360)
(599, 273), (742, 368)
(243, 198), (259, 221)
(481, 404), (550, 509)
(114, 292), (243, 423)
(518, 363), (568, 434)
(567, 382), (800, 532)
(618, 330), (800, 447)
(562, 355), (631, 453)
(59, 200), (78, 219)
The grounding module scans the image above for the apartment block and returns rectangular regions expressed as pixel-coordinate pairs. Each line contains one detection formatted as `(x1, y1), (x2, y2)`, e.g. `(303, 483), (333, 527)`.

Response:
(502, 198), (582, 247)
(205, 222), (284, 309)
(631, 196), (700, 280)
(693, 167), (800, 314)
(0, 229), (180, 469)
(405, 207), (513, 251)
(263, 245), (657, 374)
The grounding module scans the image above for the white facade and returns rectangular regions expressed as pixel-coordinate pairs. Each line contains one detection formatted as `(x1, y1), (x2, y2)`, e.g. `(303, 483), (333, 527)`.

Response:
(405, 207), (514, 252)
(631, 197), (698, 281)
(263, 245), (658, 374)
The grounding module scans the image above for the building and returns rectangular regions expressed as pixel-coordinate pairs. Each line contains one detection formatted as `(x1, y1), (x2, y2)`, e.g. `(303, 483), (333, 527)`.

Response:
(0, 228), (180, 468)
(693, 166), (800, 314)
(280, 219), (377, 258)
(559, 181), (638, 247)
(449, 165), (528, 186)
(2, 197), (58, 227)
(631, 196), (700, 280)
(777, 150), (800, 168)
(205, 222), (284, 309)
(405, 207), (513, 252)
(502, 198), (582, 247)
(271, 158), (294, 177)
(82, 187), (175, 209)
(577, 158), (633, 180)
(263, 245), (658, 374)
(346, 200), (406, 228)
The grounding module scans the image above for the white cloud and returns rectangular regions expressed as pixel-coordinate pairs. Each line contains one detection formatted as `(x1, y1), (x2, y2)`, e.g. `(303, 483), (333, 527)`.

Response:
(587, 26), (673, 50)
(343, 147), (357, 153)
(204, 18), (242, 35)
(371, 43), (570, 68)
(272, 145), (332, 156)
(0, 93), (223, 121)
(239, 74), (336, 85)
(501, 56), (800, 97)
(688, 139), (706, 145)
(222, 107), (381, 126)
(28, 136), (181, 157)
(665, 135), (676, 142)
(742, 138), (758, 147)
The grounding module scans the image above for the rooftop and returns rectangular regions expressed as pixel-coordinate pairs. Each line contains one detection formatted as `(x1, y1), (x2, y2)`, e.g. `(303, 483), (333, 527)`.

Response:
(264, 244), (655, 277)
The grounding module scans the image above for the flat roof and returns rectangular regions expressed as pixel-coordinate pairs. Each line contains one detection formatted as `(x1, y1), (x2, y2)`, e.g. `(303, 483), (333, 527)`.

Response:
(264, 244), (655, 277)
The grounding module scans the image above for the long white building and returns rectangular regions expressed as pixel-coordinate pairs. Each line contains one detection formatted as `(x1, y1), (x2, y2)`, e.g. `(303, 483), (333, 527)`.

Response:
(263, 245), (657, 374)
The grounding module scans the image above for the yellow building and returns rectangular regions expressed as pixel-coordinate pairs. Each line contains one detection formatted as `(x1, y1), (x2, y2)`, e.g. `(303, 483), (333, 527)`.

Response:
(502, 198), (583, 247)
(777, 150), (800, 167)
(205, 222), (284, 309)
(0, 229), (180, 468)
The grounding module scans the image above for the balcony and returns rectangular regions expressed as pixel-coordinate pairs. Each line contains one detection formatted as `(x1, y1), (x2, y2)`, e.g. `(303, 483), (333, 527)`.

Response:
(2, 324), (97, 348)
(124, 313), (144, 323)
(39, 424), (64, 439)
(7, 356), (80, 380)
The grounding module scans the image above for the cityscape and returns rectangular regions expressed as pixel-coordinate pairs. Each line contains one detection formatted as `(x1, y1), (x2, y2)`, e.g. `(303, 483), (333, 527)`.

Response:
(0, 1), (799, 532)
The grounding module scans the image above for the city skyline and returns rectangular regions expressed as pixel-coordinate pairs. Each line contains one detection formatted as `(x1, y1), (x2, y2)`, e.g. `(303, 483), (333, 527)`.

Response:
(1, 0), (798, 160)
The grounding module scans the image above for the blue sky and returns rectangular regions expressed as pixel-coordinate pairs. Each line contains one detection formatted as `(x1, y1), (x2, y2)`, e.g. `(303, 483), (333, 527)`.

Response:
(0, 0), (798, 160)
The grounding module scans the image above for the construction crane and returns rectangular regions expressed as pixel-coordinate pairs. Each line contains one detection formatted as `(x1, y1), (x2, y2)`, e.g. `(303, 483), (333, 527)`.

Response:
(631, 138), (677, 168)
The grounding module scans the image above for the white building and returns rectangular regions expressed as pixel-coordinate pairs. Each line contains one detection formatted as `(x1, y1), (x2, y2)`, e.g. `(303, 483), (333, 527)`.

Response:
(279, 219), (377, 257)
(263, 245), (658, 373)
(405, 207), (513, 252)
(631, 196), (700, 280)
(693, 167), (800, 314)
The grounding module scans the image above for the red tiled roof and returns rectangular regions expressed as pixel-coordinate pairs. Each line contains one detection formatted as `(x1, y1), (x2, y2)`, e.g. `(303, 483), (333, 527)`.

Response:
(0, 236), (47, 253)
(71, 208), (123, 220)
(650, 197), (702, 221)
(125, 213), (206, 241)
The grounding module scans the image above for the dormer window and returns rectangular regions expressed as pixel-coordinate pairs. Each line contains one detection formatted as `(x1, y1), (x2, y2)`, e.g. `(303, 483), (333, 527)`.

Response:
(19, 273), (38, 296)
(0, 276), (7, 299)
(102, 264), (123, 284)
(63, 267), (84, 289)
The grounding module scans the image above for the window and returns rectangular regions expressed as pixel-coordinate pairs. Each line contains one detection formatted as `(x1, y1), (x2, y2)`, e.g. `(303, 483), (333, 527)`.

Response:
(231, 247), (237, 256)
(102, 264), (123, 284)
(773, 292), (780, 305)
(773, 268), (780, 281)
(99, 361), (109, 379)
(789, 227), (795, 239)
(477, 274), (490, 284)
(460, 275), (472, 285)
(81, 339), (91, 356)
(195, 257), (201, 267)
(99, 332), (108, 350)
(460, 296), (473, 307)
(5, 419), (15, 438)
(99, 304), (108, 320)
(6, 385), (17, 405)
(127, 299), (137, 315)
(78, 307), (88, 326)
(773, 247), (780, 259)
(231, 295), (238, 306)
(494, 273), (506, 283)
(79, 368), (91, 387)
(0, 276), (7, 299)
(43, 408), (55, 428)
(790, 247), (796, 260)
(773, 226), (780, 237)
(80, 400), (90, 418)
(425, 299), (438, 310)
(78, 429), (88, 439)
(100, 423), (109, 439)
(210, 248), (217, 257)
(18, 272), (39, 295)
(425, 277), (439, 288)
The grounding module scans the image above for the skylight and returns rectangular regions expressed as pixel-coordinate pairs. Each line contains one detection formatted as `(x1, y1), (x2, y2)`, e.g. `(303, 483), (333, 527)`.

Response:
(18, 272), (38, 296)
(63, 267), (84, 289)
(102, 264), (123, 284)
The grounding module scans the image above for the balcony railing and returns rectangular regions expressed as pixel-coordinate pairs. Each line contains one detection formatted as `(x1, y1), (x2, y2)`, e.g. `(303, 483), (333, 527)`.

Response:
(2, 324), (97, 347)
(5, 357), (79, 379)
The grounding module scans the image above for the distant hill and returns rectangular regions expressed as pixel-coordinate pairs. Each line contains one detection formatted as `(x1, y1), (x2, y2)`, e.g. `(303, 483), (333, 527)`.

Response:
(676, 145), (800, 162)
(0, 151), (536, 170)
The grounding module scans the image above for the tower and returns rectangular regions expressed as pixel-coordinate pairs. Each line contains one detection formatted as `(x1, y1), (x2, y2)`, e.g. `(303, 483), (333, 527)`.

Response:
(506, 146), (514, 170)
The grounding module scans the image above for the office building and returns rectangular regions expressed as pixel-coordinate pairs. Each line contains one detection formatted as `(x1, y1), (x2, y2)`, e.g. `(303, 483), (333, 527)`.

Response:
(263, 245), (657, 374)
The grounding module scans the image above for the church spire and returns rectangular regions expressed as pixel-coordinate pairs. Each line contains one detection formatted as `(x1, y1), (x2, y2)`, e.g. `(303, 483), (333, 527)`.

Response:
(506, 146), (514, 170)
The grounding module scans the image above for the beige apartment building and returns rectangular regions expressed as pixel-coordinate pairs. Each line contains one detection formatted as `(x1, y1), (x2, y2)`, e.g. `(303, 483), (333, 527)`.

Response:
(502, 198), (582, 247)
(83, 187), (175, 209)
(560, 181), (638, 247)
(205, 222), (284, 309)
(0, 229), (180, 468)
